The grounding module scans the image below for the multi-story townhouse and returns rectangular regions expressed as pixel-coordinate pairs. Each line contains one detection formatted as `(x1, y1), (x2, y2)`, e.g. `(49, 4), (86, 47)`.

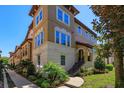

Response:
(14, 46), (22, 65)
(9, 52), (15, 64)
(20, 39), (32, 61)
(20, 22), (33, 62)
(9, 22), (33, 64)
(29, 5), (97, 72)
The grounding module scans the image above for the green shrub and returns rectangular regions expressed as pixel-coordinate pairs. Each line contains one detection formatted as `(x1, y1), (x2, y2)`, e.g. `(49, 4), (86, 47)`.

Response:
(15, 60), (36, 77)
(40, 80), (50, 88)
(28, 75), (37, 81)
(94, 57), (105, 71)
(105, 64), (113, 71)
(37, 62), (69, 87)
(79, 67), (94, 76)
(27, 64), (36, 76)
(105, 69), (109, 73)
(35, 79), (44, 86)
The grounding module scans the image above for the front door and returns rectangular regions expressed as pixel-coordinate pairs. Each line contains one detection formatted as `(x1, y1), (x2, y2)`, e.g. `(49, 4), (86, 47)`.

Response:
(78, 49), (84, 62)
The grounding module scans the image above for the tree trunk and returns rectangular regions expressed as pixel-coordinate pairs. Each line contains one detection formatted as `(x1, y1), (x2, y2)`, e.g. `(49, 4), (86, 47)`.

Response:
(114, 44), (124, 87)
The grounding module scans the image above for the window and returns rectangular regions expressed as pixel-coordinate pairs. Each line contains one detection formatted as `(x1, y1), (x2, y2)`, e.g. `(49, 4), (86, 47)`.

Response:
(55, 31), (60, 44)
(64, 13), (69, 25)
(55, 30), (71, 47)
(61, 33), (66, 45)
(77, 26), (82, 35)
(35, 31), (44, 48)
(41, 32), (44, 44)
(57, 8), (63, 21)
(39, 10), (43, 21)
(36, 16), (39, 25)
(61, 55), (65, 65)
(37, 34), (41, 47)
(37, 55), (40, 66)
(35, 9), (43, 25)
(56, 7), (70, 26)
(67, 35), (71, 46)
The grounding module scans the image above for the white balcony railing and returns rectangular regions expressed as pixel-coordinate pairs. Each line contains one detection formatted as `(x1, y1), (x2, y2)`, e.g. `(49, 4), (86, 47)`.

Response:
(76, 28), (97, 45)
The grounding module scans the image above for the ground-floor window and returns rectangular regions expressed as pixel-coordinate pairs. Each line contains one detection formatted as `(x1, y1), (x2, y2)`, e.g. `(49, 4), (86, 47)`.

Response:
(61, 55), (65, 65)
(37, 55), (41, 66)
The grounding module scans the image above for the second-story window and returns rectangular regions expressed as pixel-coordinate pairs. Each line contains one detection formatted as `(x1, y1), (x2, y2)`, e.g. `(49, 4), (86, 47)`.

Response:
(77, 26), (82, 35)
(55, 31), (60, 44)
(35, 9), (43, 26)
(55, 29), (71, 47)
(35, 31), (44, 48)
(37, 34), (41, 47)
(61, 33), (66, 45)
(36, 16), (39, 25)
(40, 32), (44, 44)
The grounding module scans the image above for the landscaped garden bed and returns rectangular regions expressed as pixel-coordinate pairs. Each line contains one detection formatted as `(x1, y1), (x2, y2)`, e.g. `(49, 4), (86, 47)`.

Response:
(13, 60), (69, 88)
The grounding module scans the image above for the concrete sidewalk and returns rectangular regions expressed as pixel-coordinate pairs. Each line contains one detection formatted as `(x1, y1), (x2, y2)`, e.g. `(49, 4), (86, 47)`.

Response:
(65, 77), (84, 88)
(58, 77), (84, 88)
(6, 69), (39, 88)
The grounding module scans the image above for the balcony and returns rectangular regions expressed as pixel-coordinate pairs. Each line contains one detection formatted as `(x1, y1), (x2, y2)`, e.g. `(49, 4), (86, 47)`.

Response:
(75, 28), (97, 45)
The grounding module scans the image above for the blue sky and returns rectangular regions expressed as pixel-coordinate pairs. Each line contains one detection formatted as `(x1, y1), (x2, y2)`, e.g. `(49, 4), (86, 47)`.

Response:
(0, 5), (96, 57)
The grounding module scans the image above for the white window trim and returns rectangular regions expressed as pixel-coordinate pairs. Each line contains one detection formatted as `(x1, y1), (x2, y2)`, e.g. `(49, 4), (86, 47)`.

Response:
(56, 6), (63, 22)
(56, 6), (70, 26)
(34, 28), (44, 48)
(77, 26), (83, 36)
(35, 15), (39, 26)
(35, 8), (43, 26)
(39, 9), (43, 23)
(54, 27), (71, 47)
(64, 12), (70, 26)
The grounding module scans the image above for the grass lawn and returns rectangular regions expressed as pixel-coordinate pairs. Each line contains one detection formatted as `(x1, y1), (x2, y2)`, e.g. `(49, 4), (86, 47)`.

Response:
(81, 69), (115, 88)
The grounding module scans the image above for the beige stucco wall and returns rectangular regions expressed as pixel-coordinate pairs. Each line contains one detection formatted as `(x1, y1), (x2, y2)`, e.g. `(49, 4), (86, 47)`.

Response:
(47, 41), (76, 71)
(32, 43), (48, 69)
(48, 5), (76, 48)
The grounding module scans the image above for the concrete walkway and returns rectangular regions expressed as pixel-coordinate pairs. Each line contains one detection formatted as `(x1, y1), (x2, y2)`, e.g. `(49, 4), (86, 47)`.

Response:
(6, 69), (39, 88)
(59, 77), (84, 88)
(3, 69), (8, 88)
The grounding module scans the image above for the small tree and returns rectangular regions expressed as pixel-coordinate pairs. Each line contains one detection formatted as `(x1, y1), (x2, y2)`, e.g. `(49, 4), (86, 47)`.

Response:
(94, 57), (105, 72)
(0, 57), (9, 65)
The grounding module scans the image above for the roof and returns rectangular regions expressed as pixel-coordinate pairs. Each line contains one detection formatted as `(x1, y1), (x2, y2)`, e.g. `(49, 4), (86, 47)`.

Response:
(29, 5), (79, 17)
(64, 5), (79, 16)
(14, 39), (32, 54)
(74, 18), (97, 38)
(29, 5), (40, 17)
(24, 21), (33, 40)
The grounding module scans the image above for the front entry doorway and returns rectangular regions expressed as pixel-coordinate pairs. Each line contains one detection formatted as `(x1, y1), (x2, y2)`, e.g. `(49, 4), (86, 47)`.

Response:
(78, 49), (84, 62)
